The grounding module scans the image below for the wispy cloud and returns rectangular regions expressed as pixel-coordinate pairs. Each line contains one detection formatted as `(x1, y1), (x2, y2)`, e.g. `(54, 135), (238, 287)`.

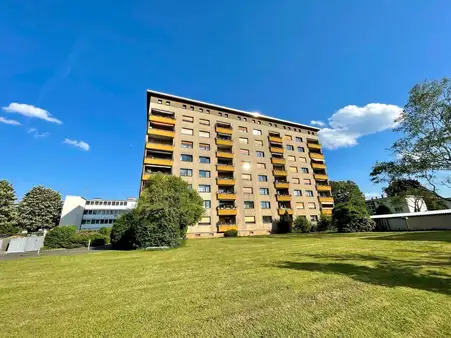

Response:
(0, 117), (21, 126)
(364, 192), (380, 200)
(28, 128), (49, 138)
(2, 103), (63, 124)
(310, 120), (325, 127)
(63, 138), (90, 151)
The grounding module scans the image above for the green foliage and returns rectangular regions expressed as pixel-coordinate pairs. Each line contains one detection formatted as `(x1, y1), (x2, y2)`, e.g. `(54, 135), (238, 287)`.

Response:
(0, 180), (18, 235)
(18, 186), (62, 232)
(110, 212), (138, 250)
(276, 211), (292, 234)
(75, 231), (109, 246)
(317, 216), (334, 232)
(375, 204), (392, 215)
(330, 181), (367, 210)
(293, 216), (312, 233)
(333, 203), (374, 233)
(44, 226), (79, 248)
(98, 227), (112, 237)
(223, 229), (238, 237)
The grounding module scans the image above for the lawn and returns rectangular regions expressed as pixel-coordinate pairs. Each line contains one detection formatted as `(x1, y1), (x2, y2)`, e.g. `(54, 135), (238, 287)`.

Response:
(1, 232), (450, 337)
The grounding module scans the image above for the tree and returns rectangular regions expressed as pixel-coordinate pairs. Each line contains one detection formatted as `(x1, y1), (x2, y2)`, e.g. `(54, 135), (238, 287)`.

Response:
(332, 203), (375, 233)
(371, 78), (451, 201)
(293, 216), (311, 233)
(330, 181), (367, 211)
(0, 180), (18, 235)
(18, 186), (62, 232)
(375, 204), (392, 215)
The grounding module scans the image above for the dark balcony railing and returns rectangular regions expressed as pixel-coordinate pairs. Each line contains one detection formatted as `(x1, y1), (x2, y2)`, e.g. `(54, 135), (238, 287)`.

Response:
(218, 176), (234, 180)
(217, 205), (237, 210)
(275, 180), (289, 184)
(217, 135), (232, 140)
(218, 190), (235, 194)
(151, 110), (176, 119)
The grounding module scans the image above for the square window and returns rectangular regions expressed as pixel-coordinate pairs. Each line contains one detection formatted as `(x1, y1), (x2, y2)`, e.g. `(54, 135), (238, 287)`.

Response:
(239, 126), (248, 133)
(243, 187), (253, 194)
(256, 151), (265, 158)
(258, 175), (268, 182)
(183, 115), (194, 123)
(299, 157), (307, 163)
(308, 202), (316, 209)
(204, 200), (211, 209)
(256, 162), (266, 169)
(181, 141), (193, 148)
(181, 154), (193, 162)
(225, 113), (229, 118)
(303, 179), (312, 185)
(181, 128), (193, 135)
(244, 201), (254, 209)
(262, 216), (272, 224)
(198, 185), (211, 193)
(240, 149), (250, 156)
(165, 101), (170, 106)
(199, 131), (210, 138)
(239, 137), (249, 144)
(180, 168), (192, 177)
(199, 156), (210, 164)
(294, 190), (302, 196)
(289, 166), (298, 173)
(199, 216), (211, 225)
(253, 129), (262, 136)
(292, 178), (300, 184)
(306, 190), (314, 197)
(296, 137), (302, 143)
(243, 117), (247, 121)
(242, 173), (252, 181)
(297, 146), (305, 152)
(296, 202), (305, 209)
(288, 155), (295, 161)
(286, 145), (294, 151)
(260, 188), (269, 195)
(199, 108), (203, 112)
(190, 106), (194, 111)
(301, 168), (309, 174)
(310, 215), (318, 222)
(157, 99), (162, 104)
(199, 170), (211, 178)
(218, 112), (222, 116)
(200, 143), (210, 151)
(200, 119), (210, 126)
(245, 216), (256, 224)
(285, 135), (292, 141)
(254, 140), (264, 146)
(241, 161), (251, 169)
(261, 201), (271, 209)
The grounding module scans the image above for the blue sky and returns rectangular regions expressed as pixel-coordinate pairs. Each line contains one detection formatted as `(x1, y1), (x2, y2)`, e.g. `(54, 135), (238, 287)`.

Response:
(1, 0), (451, 199)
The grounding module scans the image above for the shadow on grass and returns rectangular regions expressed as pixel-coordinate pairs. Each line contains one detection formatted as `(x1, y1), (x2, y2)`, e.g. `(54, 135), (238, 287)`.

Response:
(366, 231), (451, 243)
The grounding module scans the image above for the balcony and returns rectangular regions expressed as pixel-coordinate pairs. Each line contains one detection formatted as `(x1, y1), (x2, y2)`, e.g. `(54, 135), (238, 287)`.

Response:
(270, 147), (284, 154)
(273, 170), (288, 176)
(319, 197), (334, 203)
(216, 138), (233, 147)
(269, 136), (283, 143)
(314, 174), (329, 180)
(148, 128), (175, 138)
(142, 173), (151, 181)
(275, 182), (290, 189)
(216, 151), (234, 159)
(271, 158), (286, 165)
(310, 153), (324, 160)
(278, 208), (293, 215)
(317, 185), (332, 192)
(322, 209), (333, 216)
(149, 115), (176, 125)
(217, 209), (238, 216)
(217, 178), (235, 186)
(144, 158), (173, 166)
(307, 143), (321, 150)
(276, 195), (292, 202)
(312, 163), (326, 169)
(218, 224), (238, 232)
(216, 127), (233, 135)
(217, 164), (234, 172)
(217, 193), (236, 200)
(146, 142), (174, 152)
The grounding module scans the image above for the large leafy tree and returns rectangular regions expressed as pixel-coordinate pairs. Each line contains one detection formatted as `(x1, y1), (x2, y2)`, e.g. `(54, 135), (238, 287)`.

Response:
(0, 180), (18, 235)
(330, 180), (367, 211)
(371, 78), (451, 200)
(18, 186), (62, 232)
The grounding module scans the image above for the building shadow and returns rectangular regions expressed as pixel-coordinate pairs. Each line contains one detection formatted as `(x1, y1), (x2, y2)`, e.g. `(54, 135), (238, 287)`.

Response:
(365, 231), (451, 243)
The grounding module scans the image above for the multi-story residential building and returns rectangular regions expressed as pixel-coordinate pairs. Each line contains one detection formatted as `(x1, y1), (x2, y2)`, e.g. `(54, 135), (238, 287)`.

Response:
(142, 90), (334, 237)
(59, 196), (137, 230)
(366, 195), (427, 215)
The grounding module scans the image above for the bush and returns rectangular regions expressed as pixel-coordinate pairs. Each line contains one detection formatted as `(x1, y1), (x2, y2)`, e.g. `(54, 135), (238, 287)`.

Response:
(76, 231), (109, 246)
(44, 226), (77, 248)
(333, 203), (374, 233)
(341, 217), (376, 233)
(111, 212), (137, 250)
(223, 229), (238, 237)
(276, 211), (292, 234)
(99, 227), (112, 238)
(293, 216), (311, 233)
(375, 204), (392, 215)
(317, 216), (334, 232)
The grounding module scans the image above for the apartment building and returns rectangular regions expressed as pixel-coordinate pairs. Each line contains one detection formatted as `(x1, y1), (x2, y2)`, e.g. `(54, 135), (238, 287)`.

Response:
(142, 90), (334, 237)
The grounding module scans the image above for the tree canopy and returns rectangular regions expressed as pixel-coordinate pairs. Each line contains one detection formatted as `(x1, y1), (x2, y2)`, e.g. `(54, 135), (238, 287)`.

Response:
(0, 180), (18, 235)
(330, 180), (367, 211)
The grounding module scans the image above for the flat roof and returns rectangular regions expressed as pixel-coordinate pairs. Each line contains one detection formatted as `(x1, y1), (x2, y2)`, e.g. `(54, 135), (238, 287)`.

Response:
(147, 89), (320, 131)
(371, 209), (451, 219)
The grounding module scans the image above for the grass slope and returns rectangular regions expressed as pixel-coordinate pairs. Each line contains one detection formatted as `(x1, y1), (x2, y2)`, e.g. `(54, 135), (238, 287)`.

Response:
(1, 232), (450, 337)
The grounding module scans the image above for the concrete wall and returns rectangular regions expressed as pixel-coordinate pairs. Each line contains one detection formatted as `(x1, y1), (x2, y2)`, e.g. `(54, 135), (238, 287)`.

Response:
(377, 214), (451, 231)
(59, 196), (86, 228)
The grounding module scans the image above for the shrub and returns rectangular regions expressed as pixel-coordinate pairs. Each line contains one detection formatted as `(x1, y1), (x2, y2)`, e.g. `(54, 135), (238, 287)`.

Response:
(76, 231), (109, 246)
(341, 217), (376, 233)
(293, 216), (311, 233)
(44, 226), (77, 248)
(276, 211), (292, 234)
(317, 216), (334, 232)
(375, 204), (392, 215)
(111, 212), (137, 250)
(99, 227), (112, 238)
(333, 203), (374, 233)
(223, 229), (238, 237)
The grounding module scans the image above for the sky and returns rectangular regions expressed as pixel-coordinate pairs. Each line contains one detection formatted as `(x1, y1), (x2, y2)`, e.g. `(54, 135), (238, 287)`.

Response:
(1, 0), (451, 200)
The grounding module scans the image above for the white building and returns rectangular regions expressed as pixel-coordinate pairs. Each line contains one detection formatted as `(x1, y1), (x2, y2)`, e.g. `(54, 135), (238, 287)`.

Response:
(59, 196), (138, 230)
(365, 195), (427, 215)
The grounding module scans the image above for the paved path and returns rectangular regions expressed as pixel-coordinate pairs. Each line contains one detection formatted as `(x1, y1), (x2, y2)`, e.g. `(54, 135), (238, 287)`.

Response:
(0, 246), (111, 261)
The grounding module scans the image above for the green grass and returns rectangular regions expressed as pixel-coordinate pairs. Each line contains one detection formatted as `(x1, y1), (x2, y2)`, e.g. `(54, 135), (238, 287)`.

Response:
(1, 232), (451, 337)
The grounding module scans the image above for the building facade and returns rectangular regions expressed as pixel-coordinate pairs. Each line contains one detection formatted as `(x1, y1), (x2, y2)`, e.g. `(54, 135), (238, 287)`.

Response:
(142, 90), (334, 237)
(59, 196), (137, 230)
(365, 195), (427, 215)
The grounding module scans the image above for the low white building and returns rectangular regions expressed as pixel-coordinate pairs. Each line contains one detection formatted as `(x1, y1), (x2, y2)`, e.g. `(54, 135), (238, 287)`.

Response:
(59, 196), (137, 230)
(365, 195), (427, 215)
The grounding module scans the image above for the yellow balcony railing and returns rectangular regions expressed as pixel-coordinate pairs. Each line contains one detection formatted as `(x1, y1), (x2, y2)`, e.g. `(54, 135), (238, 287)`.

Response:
(278, 209), (293, 215)
(217, 209), (238, 216)
(310, 153), (324, 160)
(319, 197), (334, 203)
(144, 158), (173, 166)
(217, 164), (234, 172)
(322, 209), (333, 216)
(218, 225), (238, 232)
(217, 193), (236, 200)
(145, 142), (174, 152)
(142, 173), (152, 181)
(149, 115), (176, 125)
(216, 139), (233, 146)
(269, 136), (283, 143)
(217, 179), (235, 186)
(314, 174), (329, 180)
(216, 151), (234, 159)
(270, 147), (284, 154)
(317, 185), (331, 192)
(276, 195), (292, 202)
(275, 182), (290, 189)
(273, 170), (288, 176)
(147, 128), (175, 138)
(216, 127), (233, 135)
(271, 158), (286, 165)
(312, 163), (326, 169)
(307, 143), (321, 149)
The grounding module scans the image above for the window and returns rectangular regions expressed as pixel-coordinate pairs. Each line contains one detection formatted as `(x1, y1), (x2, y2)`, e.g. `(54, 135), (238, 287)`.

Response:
(303, 178), (312, 185)
(199, 131), (210, 138)
(256, 151), (265, 158)
(286, 145), (294, 151)
(262, 216), (272, 224)
(310, 215), (318, 222)
(301, 167), (309, 174)
(288, 155), (295, 161)
(306, 190), (314, 197)
(244, 201), (254, 209)
(225, 113), (229, 118)
(243, 187), (253, 194)
(260, 188), (269, 195)
(199, 170), (211, 178)
(261, 201), (271, 209)
(183, 115), (193, 123)
(204, 200), (211, 209)
(285, 135), (292, 141)
(288, 166), (297, 173)
(181, 154), (193, 162)
(308, 202), (316, 209)
(190, 106), (194, 111)
(239, 126), (247, 133)
(240, 149), (250, 156)
(253, 129), (262, 136)
(297, 146), (305, 152)
(258, 175), (268, 182)
(157, 99), (162, 104)
(206, 109), (210, 114)
(180, 168), (192, 177)
(183, 104), (187, 109)
(199, 143), (210, 151)
(218, 112), (222, 116)
(257, 121), (261, 124)
(166, 101), (170, 106)
(239, 137), (249, 144)
(254, 140), (264, 146)
(296, 202), (305, 209)
(292, 178), (300, 184)
(294, 190), (302, 196)
(199, 108), (203, 113)
(245, 216), (256, 224)
(256, 162), (266, 169)
(299, 157), (307, 163)
(296, 137), (302, 143)
(181, 128), (193, 135)
(198, 185), (211, 193)
(199, 118), (210, 125)
(394, 207), (403, 212)
(181, 141), (193, 148)
(241, 161), (251, 169)
(199, 216), (211, 225)
(199, 156), (210, 164)
(242, 173), (252, 181)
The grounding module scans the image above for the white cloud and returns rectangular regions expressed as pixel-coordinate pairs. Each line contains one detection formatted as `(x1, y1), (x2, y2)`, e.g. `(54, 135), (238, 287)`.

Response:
(28, 128), (49, 138)
(318, 103), (402, 150)
(2, 103), (62, 124)
(364, 192), (380, 200)
(63, 138), (90, 151)
(310, 120), (325, 127)
(0, 117), (21, 126)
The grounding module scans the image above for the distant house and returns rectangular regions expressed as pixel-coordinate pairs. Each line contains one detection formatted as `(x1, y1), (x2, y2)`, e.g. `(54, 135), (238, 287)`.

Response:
(365, 195), (427, 215)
